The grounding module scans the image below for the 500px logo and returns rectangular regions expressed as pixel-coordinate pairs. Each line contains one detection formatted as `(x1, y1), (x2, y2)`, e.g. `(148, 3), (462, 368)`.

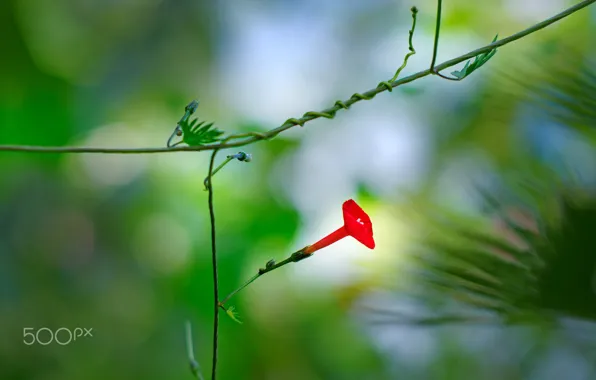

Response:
(23, 327), (93, 345)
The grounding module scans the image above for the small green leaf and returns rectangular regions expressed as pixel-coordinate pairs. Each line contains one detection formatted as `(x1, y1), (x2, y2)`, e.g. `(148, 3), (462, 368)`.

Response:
(451, 34), (498, 80)
(225, 306), (243, 324)
(181, 117), (224, 146)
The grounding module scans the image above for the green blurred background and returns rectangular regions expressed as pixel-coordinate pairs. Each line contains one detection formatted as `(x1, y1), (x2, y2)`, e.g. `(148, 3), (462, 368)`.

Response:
(1, 0), (596, 379)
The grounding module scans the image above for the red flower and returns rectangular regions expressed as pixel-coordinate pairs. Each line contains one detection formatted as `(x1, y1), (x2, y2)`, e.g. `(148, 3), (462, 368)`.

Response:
(303, 199), (375, 254)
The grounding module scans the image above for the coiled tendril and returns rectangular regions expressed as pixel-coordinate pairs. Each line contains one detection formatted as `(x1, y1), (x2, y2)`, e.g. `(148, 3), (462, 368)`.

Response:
(278, 7), (418, 125)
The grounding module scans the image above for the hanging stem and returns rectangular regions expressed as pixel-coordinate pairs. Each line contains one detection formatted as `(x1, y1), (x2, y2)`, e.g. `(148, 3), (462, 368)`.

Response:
(430, 0), (443, 71)
(429, 0), (461, 81)
(206, 149), (220, 380)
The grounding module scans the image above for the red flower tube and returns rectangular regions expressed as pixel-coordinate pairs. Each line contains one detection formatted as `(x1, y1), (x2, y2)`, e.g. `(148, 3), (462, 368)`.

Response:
(303, 199), (375, 254)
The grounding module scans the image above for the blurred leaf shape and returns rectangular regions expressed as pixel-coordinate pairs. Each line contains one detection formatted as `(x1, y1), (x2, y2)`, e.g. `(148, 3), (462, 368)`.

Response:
(496, 45), (596, 139)
(531, 62), (596, 135)
(409, 187), (596, 324)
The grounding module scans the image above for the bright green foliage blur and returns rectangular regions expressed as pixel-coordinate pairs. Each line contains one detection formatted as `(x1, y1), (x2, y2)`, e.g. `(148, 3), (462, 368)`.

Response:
(1, 1), (596, 379)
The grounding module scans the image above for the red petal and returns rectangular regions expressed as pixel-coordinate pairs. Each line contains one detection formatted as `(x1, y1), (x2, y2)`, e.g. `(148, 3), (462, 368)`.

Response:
(343, 199), (371, 223)
(342, 199), (375, 249)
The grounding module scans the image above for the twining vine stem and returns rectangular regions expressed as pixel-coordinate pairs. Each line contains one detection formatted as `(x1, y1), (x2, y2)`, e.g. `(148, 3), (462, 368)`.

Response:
(0, 0), (593, 155)
(377, 6), (418, 91)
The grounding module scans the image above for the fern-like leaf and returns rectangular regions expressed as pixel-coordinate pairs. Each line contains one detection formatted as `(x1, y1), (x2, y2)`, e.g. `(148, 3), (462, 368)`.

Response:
(181, 118), (224, 147)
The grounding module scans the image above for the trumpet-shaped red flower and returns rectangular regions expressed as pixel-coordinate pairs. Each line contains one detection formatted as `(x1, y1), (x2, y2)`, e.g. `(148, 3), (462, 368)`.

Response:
(304, 199), (375, 254)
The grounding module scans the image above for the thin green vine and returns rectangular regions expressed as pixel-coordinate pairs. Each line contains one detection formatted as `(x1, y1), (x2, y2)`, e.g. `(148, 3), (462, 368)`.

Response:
(0, 1), (592, 155)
